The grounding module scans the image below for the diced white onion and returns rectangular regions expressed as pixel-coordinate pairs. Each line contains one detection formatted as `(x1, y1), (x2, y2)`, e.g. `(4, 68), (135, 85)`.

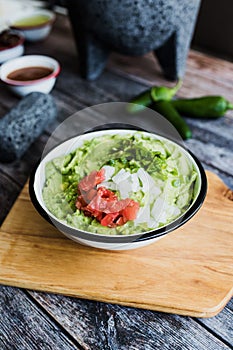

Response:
(137, 168), (149, 193)
(97, 181), (117, 191)
(118, 178), (131, 199)
(130, 172), (140, 192)
(98, 165), (180, 229)
(102, 165), (115, 181)
(112, 169), (130, 184)
(134, 206), (150, 224)
(150, 197), (165, 219)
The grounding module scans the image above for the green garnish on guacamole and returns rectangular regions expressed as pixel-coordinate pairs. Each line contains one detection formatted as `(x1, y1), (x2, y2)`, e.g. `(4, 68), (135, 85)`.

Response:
(42, 132), (198, 235)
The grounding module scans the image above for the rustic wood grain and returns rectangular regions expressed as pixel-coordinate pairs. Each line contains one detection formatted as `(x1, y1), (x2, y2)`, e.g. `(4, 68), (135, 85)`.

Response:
(0, 173), (20, 225)
(0, 13), (232, 350)
(0, 171), (232, 319)
(226, 298), (233, 312)
(28, 292), (232, 350)
(0, 135), (48, 189)
(198, 305), (233, 347)
(108, 51), (233, 103)
(0, 286), (80, 350)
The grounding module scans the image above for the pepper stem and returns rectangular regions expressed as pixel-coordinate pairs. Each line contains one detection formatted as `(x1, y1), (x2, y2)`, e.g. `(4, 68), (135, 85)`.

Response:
(151, 79), (183, 102)
(172, 79), (183, 94)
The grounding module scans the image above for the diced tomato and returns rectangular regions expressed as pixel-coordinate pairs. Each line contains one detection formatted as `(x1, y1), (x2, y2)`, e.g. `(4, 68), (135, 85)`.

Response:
(76, 201), (82, 210)
(95, 168), (105, 185)
(96, 212), (105, 222)
(100, 213), (119, 227)
(82, 205), (102, 218)
(87, 187), (118, 213)
(87, 187), (129, 213)
(75, 195), (88, 209)
(76, 169), (140, 228)
(122, 200), (140, 221)
(83, 209), (93, 217)
(83, 188), (97, 203)
(86, 192), (104, 212)
(104, 198), (131, 213)
(115, 216), (125, 226)
(78, 171), (96, 192)
(97, 186), (117, 200)
(78, 169), (105, 192)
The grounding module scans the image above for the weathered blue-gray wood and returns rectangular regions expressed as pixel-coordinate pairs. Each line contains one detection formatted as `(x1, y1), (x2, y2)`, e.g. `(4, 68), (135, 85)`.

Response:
(227, 298), (233, 311)
(29, 292), (233, 350)
(0, 13), (232, 350)
(0, 287), (79, 350)
(198, 305), (233, 348)
(0, 172), (20, 224)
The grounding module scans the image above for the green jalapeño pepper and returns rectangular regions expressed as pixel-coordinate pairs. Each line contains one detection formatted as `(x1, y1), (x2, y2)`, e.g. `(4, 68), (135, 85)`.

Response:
(128, 80), (182, 113)
(151, 101), (192, 140)
(151, 79), (182, 102)
(171, 96), (233, 118)
(127, 89), (153, 112)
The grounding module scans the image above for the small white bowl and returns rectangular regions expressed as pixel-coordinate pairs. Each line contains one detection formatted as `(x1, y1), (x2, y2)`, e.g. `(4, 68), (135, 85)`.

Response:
(0, 54), (60, 97)
(9, 9), (55, 42)
(0, 30), (24, 64)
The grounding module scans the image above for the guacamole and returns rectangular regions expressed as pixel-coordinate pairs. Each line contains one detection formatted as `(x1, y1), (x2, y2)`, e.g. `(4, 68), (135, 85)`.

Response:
(42, 132), (198, 235)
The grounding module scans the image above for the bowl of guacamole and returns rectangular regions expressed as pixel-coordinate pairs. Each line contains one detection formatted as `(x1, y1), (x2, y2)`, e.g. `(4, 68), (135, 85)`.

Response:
(29, 129), (207, 250)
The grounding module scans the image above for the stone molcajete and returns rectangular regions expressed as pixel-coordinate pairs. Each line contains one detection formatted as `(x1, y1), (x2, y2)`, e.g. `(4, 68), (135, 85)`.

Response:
(66, 0), (201, 81)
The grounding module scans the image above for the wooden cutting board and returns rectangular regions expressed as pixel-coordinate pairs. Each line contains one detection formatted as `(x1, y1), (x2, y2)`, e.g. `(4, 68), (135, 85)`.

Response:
(0, 171), (232, 318)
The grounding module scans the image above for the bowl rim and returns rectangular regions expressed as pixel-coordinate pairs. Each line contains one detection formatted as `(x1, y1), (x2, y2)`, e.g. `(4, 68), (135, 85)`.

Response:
(0, 30), (25, 52)
(9, 9), (56, 30)
(0, 54), (60, 86)
(29, 127), (207, 244)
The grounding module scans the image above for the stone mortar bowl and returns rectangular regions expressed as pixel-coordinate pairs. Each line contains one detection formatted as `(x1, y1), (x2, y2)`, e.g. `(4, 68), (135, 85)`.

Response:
(66, 0), (201, 80)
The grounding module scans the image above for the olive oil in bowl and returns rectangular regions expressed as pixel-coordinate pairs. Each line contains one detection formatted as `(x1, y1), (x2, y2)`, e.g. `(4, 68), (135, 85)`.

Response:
(12, 15), (51, 28)
(9, 9), (55, 42)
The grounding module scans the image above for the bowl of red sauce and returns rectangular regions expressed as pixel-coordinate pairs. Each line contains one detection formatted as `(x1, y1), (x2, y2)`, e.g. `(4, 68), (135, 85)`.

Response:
(0, 29), (24, 64)
(0, 54), (60, 96)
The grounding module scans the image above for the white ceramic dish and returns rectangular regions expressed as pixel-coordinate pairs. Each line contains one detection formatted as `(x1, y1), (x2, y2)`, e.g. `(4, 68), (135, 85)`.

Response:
(0, 54), (60, 96)
(29, 129), (207, 251)
(9, 9), (55, 42)
(0, 31), (24, 64)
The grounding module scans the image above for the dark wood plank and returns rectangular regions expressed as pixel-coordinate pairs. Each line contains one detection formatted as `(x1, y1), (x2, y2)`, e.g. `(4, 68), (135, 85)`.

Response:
(200, 163), (233, 190)
(226, 298), (233, 312)
(0, 82), (19, 111)
(0, 286), (81, 350)
(186, 138), (233, 177)
(197, 305), (233, 347)
(0, 12), (232, 350)
(28, 292), (232, 350)
(185, 116), (233, 150)
(108, 51), (233, 102)
(0, 134), (49, 189)
(0, 173), (20, 225)
(0, 101), (9, 117)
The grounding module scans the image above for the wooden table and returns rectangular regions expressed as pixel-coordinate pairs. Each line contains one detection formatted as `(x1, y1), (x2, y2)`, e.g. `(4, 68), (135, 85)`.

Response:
(0, 15), (232, 349)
